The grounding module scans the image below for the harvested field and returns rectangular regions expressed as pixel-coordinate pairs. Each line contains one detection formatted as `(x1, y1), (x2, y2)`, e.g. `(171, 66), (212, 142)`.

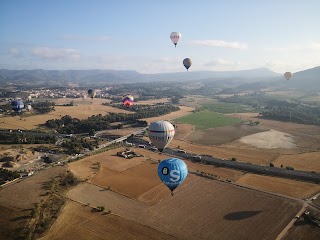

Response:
(185, 124), (266, 145)
(272, 152), (320, 172)
(135, 98), (170, 105)
(68, 148), (146, 180)
(239, 129), (296, 149)
(67, 176), (301, 240)
(174, 123), (194, 140)
(143, 106), (193, 124)
(69, 148), (167, 200)
(236, 174), (320, 199)
(42, 200), (176, 240)
(0, 103), (131, 130)
(55, 97), (111, 105)
(0, 204), (31, 240)
(171, 139), (279, 165)
(91, 162), (164, 199)
(186, 160), (244, 181)
(180, 95), (218, 108)
(230, 113), (320, 137)
(0, 166), (66, 209)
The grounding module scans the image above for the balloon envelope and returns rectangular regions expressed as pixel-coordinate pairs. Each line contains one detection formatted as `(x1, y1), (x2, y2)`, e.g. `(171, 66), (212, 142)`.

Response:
(122, 95), (134, 108)
(26, 104), (32, 111)
(284, 72), (293, 80)
(11, 100), (24, 112)
(158, 158), (188, 192)
(183, 58), (192, 71)
(87, 89), (96, 99)
(148, 121), (175, 152)
(170, 32), (181, 47)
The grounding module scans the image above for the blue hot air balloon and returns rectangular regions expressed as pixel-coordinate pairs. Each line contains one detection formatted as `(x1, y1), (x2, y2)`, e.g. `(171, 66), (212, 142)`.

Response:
(11, 100), (24, 113)
(158, 158), (188, 196)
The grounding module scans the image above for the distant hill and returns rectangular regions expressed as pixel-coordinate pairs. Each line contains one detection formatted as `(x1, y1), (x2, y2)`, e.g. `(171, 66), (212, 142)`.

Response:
(0, 67), (288, 87)
(0, 69), (143, 86)
(288, 66), (320, 90)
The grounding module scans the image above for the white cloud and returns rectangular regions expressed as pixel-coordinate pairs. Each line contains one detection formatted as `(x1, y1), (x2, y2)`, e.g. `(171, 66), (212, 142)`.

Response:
(312, 42), (320, 50)
(59, 34), (110, 42)
(190, 40), (248, 49)
(8, 47), (21, 57)
(31, 47), (81, 60)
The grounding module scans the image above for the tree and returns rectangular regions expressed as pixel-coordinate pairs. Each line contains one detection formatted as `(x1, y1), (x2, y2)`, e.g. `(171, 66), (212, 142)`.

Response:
(231, 157), (237, 161)
(269, 163), (274, 167)
(88, 128), (96, 136)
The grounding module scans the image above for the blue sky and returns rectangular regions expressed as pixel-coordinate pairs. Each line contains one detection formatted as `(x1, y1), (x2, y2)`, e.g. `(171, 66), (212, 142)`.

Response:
(1, 0), (319, 73)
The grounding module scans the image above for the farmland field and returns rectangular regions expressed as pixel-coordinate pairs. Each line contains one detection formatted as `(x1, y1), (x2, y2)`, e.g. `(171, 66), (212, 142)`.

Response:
(67, 176), (301, 240)
(171, 139), (279, 165)
(174, 111), (242, 130)
(272, 152), (320, 172)
(236, 174), (320, 199)
(185, 124), (266, 145)
(0, 98), (131, 130)
(42, 200), (177, 240)
(283, 221), (320, 240)
(0, 166), (66, 209)
(143, 106), (194, 124)
(201, 103), (255, 114)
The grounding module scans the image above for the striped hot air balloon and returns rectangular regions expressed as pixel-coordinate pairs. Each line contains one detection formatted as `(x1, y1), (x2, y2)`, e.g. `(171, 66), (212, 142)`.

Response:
(122, 95), (134, 108)
(148, 121), (175, 152)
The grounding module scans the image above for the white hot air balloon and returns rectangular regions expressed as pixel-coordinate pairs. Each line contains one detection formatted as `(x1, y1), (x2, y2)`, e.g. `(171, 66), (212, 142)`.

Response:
(26, 104), (32, 111)
(148, 121), (175, 152)
(170, 32), (181, 47)
(284, 72), (293, 80)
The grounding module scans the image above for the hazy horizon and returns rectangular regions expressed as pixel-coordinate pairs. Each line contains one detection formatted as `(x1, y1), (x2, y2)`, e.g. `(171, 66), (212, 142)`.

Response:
(1, 0), (320, 73)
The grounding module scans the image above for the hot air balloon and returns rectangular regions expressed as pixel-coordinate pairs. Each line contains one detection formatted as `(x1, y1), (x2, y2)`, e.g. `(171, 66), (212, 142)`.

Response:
(87, 89), (96, 99)
(158, 158), (188, 196)
(26, 104), (32, 112)
(122, 95), (134, 108)
(27, 95), (32, 102)
(183, 58), (192, 71)
(170, 32), (181, 47)
(284, 72), (293, 80)
(11, 100), (24, 113)
(148, 121), (175, 152)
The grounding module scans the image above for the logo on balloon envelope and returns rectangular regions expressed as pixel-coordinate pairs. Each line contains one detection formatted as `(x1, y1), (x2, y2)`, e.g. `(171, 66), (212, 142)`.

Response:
(158, 158), (188, 192)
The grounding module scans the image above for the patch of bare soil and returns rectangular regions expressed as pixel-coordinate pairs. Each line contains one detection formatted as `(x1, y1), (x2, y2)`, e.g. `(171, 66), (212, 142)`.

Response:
(239, 129), (296, 149)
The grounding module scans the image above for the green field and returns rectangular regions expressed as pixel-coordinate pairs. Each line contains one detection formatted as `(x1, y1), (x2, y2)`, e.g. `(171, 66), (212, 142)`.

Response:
(174, 111), (242, 130)
(201, 103), (255, 114)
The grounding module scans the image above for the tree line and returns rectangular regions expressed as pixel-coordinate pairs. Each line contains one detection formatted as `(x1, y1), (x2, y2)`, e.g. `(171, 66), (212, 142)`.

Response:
(0, 132), (57, 144)
(45, 104), (179, 134)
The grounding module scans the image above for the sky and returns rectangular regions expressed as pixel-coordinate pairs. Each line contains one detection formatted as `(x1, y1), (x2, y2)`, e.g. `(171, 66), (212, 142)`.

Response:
(1, 0), (320, 74)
